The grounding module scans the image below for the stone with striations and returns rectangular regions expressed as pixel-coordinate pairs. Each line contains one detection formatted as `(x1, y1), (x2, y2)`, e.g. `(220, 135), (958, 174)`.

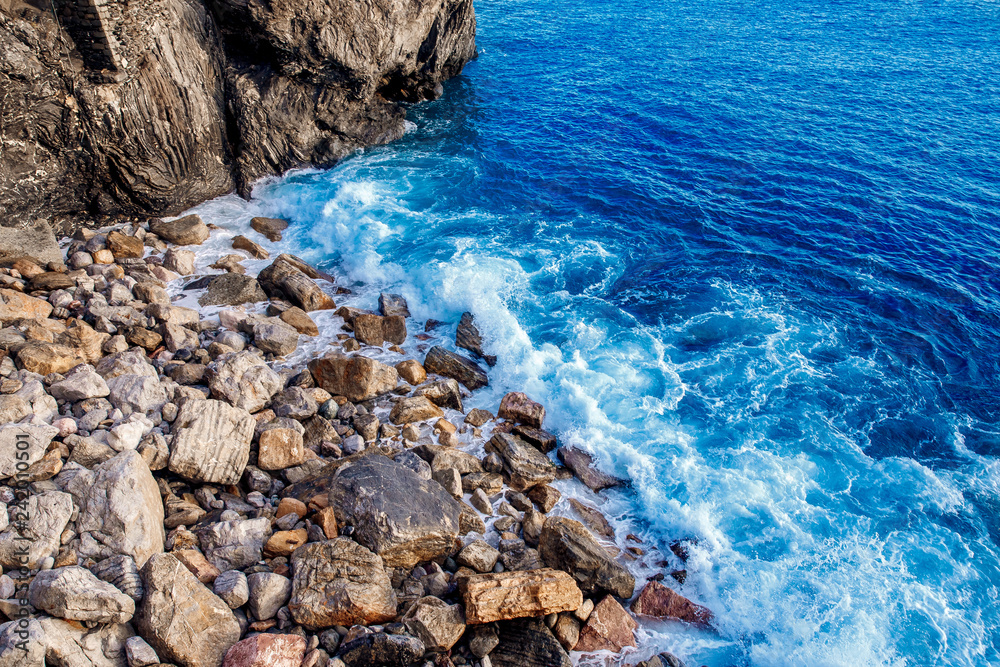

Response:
(257, 256), (335, 312)
(150, 215), (211, 246)
(232, 235), (270, 259)
(489, 618), (572, 667)
(207, 350), (283, 413)
(498, 392), (545, 428)
(630, 580), (713, 627)
(485, 432), (557, 492)
(423, 345), (489, 390)
(0, 288), (53, 324)
(280, 306), (319, 335)
(403, 595), (466, 652)
(169, 399), (255, 484)
(16, 341), (84, 375)
(556, 446), (625, 492)
(538, 516), (635, 600)
(289, 538), (397, 629)
(390, 395), (444, 425)
(138, 553), (241, 667)
(250, 217), (289, 242)
(457, 540), (501, 573)
(460, 569), (583, 624)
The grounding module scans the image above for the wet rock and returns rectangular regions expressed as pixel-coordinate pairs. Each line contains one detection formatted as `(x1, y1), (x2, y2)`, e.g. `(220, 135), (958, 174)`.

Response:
(169, 399), (255, 484)
(403, 595), (466, 652)
(197, 517), (272, 572)
(630, 580), (713, 627)
(470, 488), (492, 514)
(232, 235), (270, 259)
(253, 319), (299, 356)
(49, 364), (110, 401)
(390, 395), (444, 425)
(214, 569), (250, 609)
(151, 215), (211, 246)
(247, 571), (292, 620)
(556, 447), (625, 492)
(379, 293), (410, 318)
(250, 217), (289, 242)
(498, 392), (545, 428)
(423, 345), (489, 390)
(552, 613), (580, 652)
(538, 516), (635, 599)
(414, 378), (464, 411)
(163, 248), (197, 275)
(198, 273), (267, 307)
(280, 306), (319, 335)
(460, 569), (583, 624)
(485, 432), (557, 492)
(66, 450), (165, 567)
(459, 502), (487, 535)
(138, 553), (241, 667)
(568, 499), (615, 539)
(464, 471), (503, 495)
(329, 455), (461, 568)
(393, 450), (432, 480)
(338, 632), (425, 667)
(528, 485), (561, 513)
(289, 538), (397, 629)
(353, 313), (407, 346)
(465, 408), (494, 427)
(513, 425), (557, 453)
(575, 595), (637, 652)
(353, 413), (380, 441)
(456, 312), (496, 366)
(223, 634), (306, 667)
(457, 540), (501, 573)
(490, 618), (572, 667)
(0, 491), (73, 569)
(28, 565), (135, 623)
(258, 427), (307, 470)
(308, 353), (398, 402)
(207, 350), (284, 413)
(257, 256), (335, 312)
(0, 423), (58, 478)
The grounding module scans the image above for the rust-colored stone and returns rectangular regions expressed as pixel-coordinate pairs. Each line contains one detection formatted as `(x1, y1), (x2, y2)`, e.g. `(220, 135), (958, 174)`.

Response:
(460, 568), (582, 624)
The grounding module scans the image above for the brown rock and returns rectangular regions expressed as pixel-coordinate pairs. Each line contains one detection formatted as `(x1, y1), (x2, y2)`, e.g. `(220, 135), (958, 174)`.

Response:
(394, 359), (426, 385)
(308, 353), (398, 402)
(456, 312), (496, 366)
(485, 432), (557, 492)
(568, 499), (615, 539)
(465, 408), (494, 427)
(314, 506), (338, 539)
(257, 256), (335, 312)
(460, 569), (583, 624)
(402, 595), (466, 652)
(276, 497), (307, 520)
(92, 249), (115, 264)
(630, 580), (713, 627)
(223, 634), (306, 667)
(575, 595), (637, 653)
(390, 395), (444, 425)
(251, 217), (289, 242)
(258, 428), (307, 470)
(106, 230), (145, 259)
(538, 516), (635, 599)
(0, 289), (53, 323)
(151, 214), (211, 246)
(126, 326), (163, 352)
(353, 313), (406, 346)
(528, 485), (561, 513)
(552, 613), (581, 652)
(557, 446), (625, 492)
(279, 307), (318, 335)
(289, 538), (397, 629)
(513, 425), (558, 453)
(30, 271), (75, 290)
(174, 549), (222, 584)
(232, 235), (270, 259)
(498, 392), (545, 428)
(264, 529), (308, 557)
(11, 258), (44, 278)
(17, 341), (84, 375)
(424, 345), (489, 390)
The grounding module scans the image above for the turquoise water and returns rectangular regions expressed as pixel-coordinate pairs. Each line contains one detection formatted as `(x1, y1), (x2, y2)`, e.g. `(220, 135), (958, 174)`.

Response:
(193, 0), (1000, 663)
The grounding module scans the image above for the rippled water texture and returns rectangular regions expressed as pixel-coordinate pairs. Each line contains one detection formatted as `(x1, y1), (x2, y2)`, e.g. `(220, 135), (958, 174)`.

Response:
(191, 0), (1000, 663)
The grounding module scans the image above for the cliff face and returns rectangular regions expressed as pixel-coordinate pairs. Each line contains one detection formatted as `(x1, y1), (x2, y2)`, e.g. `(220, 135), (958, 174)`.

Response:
(0, 0), (475, 222)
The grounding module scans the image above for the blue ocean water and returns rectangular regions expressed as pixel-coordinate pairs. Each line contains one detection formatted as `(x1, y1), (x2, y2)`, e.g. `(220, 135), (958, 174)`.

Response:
(192, 0), (1000, 664)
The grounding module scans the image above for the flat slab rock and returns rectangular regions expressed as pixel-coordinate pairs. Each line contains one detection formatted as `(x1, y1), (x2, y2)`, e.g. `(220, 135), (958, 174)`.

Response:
(575, 594), (638, 653)
(557, 446), (625, 492)
(289, 538), (397, 629)
(460, 568), (583, 624)
(223, 633), (305, 667)
(328, 455), (461, 568)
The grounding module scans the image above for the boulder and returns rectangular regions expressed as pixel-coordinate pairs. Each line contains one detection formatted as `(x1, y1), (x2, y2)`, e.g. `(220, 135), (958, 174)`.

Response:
(630, 580), (713, 627)
(107, 230), (145, 259)
(575, 595), (637, 653)
(538, 516), (635, 599)
(198, 273), (267, 306)
(0, 288), (53, 324)
(455, 311), (492, 363)
(279, 307), (318, 336)
(150, 215), (211, 245)
(16, 341), (84, 375)
(552, 613), (580, 652)
(0, 396), (29, 423)
(329, 456), (461, 568)
(0, 423), (58, 478)
(250, 217), (288, 242)
(568, 499), (615, 539)
(66, 450), (165, 567)
(402, 596), (466, 652)
(389, 395), (444, 425)
(353, 313), (406, 346)
(465, 408), (494, 427)
(258, 427), (307, 470)
(257, 257), (335, 312)
(28, 566), (135, 623)
(96, 348), (157, 379)
(457, 540), (501, 573)
(460, 569), (582, 624)
(253, 320), (299, 356)
(556, 447), (625, 492)
(423, 345), (488, 390)
(498, 392), (545, 428)
(163, 248), (197, 275)
(138, 553), (241, 667)
(308, 353), (398, 402)
(161, 321), (200, 352)
(514, 424), (558, 453)
(247, 572), (292, 620)
(49, 364), (110, 402)
(485, 432), (557, 491)
(0, 491), (73, 569)
(338, 633), (425, 667)
(394, 359), (426, 385)
(232, 235), (270, 259)
(0, 220), (62, 266)
(288, 538), (397, 629)
(414, 378), (464, 411)
(490, 618), (572, 667)
(169, 399), (255, 484)
(106, 374), (168, 416)
(126, 636), (160, 667)
(214, 570), (250, 609)
(528, 485), (561, 513)
(22, 617), (135, 667)
(197, 517), (272, 572)
(207, 350), (284, 413)
(379, 293), (410, 317)
(223, 634), (305, 667)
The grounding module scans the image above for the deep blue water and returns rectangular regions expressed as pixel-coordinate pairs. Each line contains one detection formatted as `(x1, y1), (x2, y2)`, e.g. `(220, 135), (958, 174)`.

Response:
(194, 0), (1000, 663)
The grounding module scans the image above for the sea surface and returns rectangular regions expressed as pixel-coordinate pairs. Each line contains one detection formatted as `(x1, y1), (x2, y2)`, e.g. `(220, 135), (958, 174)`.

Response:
(188, 0), (1000, 664)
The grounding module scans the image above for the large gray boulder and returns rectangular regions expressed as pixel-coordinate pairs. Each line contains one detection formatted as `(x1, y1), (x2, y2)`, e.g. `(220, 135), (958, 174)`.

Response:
(169, 399), (255, 484)
(197, 517), (272, 572)
(328, 455), (461, 568)
(65, 450), (165, 567)
(137, 553), (241, 667)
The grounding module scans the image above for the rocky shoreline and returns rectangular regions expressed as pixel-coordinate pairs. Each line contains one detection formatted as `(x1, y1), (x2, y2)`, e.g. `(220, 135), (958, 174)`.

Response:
(0, 215), (711, 667)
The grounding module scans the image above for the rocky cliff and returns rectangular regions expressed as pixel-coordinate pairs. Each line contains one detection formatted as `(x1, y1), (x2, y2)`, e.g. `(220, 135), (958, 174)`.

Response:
(0, 0), (475, 224)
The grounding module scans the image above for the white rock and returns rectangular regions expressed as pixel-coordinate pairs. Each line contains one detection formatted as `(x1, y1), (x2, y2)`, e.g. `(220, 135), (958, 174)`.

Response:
(28, 566), (135, 623)
(206, 350), (283, 413)
(49, 365), (110, 402)
(169, 399), (255, 484)
(0, 491), (73, 569)
(106, 374), (168, 416)
(0, 423), (59, 478)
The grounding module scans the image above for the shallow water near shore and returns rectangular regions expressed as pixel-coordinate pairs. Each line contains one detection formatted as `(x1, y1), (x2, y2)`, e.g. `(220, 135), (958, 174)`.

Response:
(185, 0), (1000, 663)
